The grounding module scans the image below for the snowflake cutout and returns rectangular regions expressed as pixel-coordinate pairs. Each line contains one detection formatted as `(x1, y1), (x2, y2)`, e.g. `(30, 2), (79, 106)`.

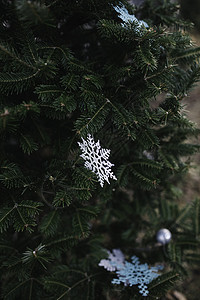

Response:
(99, 249), (163, 297)
(113, 3), (148, 29)
(143, 150), (154, 160)
(99, 249), (125, 271)
(78, 134), (117, 187)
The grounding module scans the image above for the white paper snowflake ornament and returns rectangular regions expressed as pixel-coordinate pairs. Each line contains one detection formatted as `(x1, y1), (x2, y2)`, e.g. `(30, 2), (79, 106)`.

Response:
(113, 3), (148, 29)
(78, 134), (117, 187)
(99, 249), (125, 271)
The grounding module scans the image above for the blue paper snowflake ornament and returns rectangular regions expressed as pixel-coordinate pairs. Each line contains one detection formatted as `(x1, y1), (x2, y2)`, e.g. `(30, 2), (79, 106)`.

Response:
(99, 249), (163, 297)
(112, 255), (163, 296)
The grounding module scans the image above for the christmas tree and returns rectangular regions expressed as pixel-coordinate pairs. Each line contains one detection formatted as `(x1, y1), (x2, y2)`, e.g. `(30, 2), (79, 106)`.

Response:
(0, 0), (200, 299)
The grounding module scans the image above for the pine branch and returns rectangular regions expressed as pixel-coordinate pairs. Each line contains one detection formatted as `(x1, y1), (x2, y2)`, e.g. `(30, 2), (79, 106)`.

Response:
(45, 236), (78, 249)
(168, 243), (182, 264)
(0, 207), (15, 233)
(20, 134), (39, 155)
(109, 101), (137, 140)
(3, 278), (31, 299)
(39, 210), (60, 237)
(0, 43), (36, 70)
(192, 198), (200, 238)
(35, 85), (62, 100)
(172, 204), (191, 227)
(0, 70), (40, 83)
(44, 272), (97, 300)
(148, 272), (180, 297)
(2, 277), (43, 300)
(75, 99), (109, 136)
(0, 70), (40, 94)
(53, 191), (73, 207)
(173, 46), (200, 61)
(56, 275), (95, 300)
(0, 162), (25, 189)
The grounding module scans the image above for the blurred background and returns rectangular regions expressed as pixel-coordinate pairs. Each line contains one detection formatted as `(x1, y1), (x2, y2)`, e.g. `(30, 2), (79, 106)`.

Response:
(129, 0), (200, 299)
(165, 1), (200, 299)
(181, 0), (200, 31)
(178, 3), (200, 295)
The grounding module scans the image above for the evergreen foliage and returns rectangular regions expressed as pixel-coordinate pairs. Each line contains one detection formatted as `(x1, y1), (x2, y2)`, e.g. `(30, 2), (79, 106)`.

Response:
(0, 0), (200, 299)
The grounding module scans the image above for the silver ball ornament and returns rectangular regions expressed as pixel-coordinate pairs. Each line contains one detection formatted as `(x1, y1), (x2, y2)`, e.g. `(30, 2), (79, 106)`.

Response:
(156, 228), (172, 245)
